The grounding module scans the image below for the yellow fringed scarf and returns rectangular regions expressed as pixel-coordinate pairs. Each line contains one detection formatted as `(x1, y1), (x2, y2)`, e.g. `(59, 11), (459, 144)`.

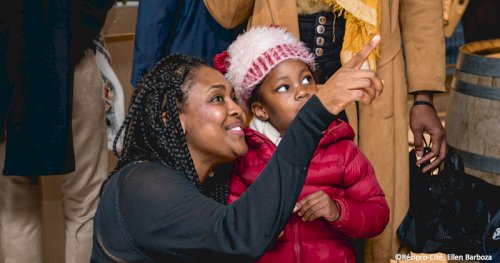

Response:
(316, 0), (381, 70)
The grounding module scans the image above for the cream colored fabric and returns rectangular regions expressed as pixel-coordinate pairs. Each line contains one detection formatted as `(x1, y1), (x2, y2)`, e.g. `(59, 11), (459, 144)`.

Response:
(61, 50), (108, 263)
(0, 50), (108, 263)
(0, 173), (43, 263)
(249, 118), (282, 145)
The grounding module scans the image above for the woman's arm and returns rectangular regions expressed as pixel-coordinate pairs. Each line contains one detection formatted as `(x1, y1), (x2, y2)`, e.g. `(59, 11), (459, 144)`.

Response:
(119, 96), (337, 261)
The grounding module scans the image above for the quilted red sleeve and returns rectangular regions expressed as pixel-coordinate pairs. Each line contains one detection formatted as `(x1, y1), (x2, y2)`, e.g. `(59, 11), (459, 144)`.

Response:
(227, 168), (249, 204)
(328, 142), (390, 238)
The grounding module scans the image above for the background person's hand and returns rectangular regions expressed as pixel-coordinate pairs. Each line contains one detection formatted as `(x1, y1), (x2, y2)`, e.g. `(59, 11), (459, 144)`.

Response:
(293, 191), (339, 222)
(410, 96), (446, 173)
(316, 35), (383, 115)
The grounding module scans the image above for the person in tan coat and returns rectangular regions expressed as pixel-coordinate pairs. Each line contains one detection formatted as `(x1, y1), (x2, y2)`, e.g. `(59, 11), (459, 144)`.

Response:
(203, 1), (447, 262)
(442, 0), (469, 38)
(444, 0), (500, 42)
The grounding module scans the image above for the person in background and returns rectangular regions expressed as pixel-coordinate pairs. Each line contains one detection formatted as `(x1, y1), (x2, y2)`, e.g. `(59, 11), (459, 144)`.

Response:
(443, 0), (500, 43)
(218, 26), (389, 263)
(203, 1), (447, 262)
(130, 0), (244, 87)
(92, 36), (383, 261)
(0, 1), (113, 262)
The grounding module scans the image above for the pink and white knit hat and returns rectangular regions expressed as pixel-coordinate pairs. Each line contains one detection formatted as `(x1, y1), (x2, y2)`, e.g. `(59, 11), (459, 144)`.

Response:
(213, 26), (315, 110)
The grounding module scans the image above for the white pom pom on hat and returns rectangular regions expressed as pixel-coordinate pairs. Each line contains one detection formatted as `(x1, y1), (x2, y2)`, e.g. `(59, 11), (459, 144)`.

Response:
(224, 26), (315, 111)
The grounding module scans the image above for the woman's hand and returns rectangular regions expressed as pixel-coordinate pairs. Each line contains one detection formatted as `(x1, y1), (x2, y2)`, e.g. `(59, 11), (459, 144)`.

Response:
(316, 35), (383, 115)
(293, 191), (340, 222)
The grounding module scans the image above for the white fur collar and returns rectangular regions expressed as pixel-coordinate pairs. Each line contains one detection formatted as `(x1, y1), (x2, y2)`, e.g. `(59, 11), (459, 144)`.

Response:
(249, 118), (282, 146)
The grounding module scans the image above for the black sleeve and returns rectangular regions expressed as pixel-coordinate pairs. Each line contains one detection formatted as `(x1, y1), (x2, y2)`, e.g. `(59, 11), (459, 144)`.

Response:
(120, 96), (337, 261)
(71, 0), (114, 64)
(130, 0), (180, 86)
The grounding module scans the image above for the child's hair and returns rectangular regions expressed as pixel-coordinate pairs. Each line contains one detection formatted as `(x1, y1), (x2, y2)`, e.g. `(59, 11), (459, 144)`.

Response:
(110, 54), (228, 203)
(247, 84), (264, 111)
(214, 26), (316, 111)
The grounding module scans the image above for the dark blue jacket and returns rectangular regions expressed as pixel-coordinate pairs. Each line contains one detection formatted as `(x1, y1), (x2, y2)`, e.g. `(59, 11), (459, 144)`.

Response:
(0, 0), (113, 175)
(131, 0), (244, 87)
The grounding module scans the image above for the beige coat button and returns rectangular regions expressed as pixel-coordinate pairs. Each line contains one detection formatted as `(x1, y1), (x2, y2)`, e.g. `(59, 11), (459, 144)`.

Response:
(316, 37), (325, 46)
(318, 16), (327, 25)
(316, 25), (325, 34)
(315, 48), (324, 56)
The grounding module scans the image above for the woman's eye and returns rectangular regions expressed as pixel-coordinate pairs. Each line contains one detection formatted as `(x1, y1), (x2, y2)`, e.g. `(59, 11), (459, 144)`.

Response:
(231, 95), (239, 103)
(210, 95), (224, 103)
(302, 76), (312, 85)
(276, 85), (289, 93)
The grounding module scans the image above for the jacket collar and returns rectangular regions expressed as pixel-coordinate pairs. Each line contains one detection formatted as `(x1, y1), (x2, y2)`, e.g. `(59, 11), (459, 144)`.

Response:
(246, 118), (355, 148)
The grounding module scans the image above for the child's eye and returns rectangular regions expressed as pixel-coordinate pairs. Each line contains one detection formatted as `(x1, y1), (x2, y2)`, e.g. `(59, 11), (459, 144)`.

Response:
(210, 95), (224, 103)
(276, 85), (289, 93)
(302, 76), (312, 85)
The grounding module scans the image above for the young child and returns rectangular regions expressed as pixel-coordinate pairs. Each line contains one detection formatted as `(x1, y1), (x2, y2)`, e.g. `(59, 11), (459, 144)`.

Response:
(214, 26), (390, 263)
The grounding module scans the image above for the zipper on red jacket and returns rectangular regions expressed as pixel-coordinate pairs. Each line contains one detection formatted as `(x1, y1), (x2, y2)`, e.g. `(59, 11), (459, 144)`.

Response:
(292, 216), (302, 263)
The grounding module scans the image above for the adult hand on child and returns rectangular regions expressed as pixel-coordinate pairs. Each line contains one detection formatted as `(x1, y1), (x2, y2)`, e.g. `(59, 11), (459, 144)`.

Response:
(293, 191), (340, 222)
(316, 35), (383, 115)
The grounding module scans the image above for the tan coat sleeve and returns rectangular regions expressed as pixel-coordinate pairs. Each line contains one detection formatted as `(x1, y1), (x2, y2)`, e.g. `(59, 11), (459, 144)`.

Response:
(203, 0), (254, 29)
(399, 0), (446, 93)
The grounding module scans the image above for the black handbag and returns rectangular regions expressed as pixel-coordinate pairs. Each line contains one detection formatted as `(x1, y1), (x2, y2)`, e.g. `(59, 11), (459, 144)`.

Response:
(482, 209), (500, 261)
(397, 147), (500, 254)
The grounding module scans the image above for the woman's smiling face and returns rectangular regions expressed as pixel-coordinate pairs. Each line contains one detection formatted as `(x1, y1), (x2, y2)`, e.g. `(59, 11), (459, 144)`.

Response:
(179, 66), (248, 165)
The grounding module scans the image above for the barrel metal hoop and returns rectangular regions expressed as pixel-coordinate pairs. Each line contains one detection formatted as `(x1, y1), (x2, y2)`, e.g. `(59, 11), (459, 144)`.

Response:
(454, 79), (500, 101)
(448, 146), (500, 174)
(456, 49), (500, 78)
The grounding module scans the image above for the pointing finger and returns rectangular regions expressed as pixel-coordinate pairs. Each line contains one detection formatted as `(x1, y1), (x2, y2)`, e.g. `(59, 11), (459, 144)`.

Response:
(343, 35), (381, 70)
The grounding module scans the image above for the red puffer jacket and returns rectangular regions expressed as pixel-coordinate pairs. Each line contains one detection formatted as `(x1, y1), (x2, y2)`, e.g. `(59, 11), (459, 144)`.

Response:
(229, 120), (390, 263)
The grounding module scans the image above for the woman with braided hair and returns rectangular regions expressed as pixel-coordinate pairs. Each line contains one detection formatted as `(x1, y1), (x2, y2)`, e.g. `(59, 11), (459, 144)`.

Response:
(110, 54), (231, 203)
(92, 37), (382, 262)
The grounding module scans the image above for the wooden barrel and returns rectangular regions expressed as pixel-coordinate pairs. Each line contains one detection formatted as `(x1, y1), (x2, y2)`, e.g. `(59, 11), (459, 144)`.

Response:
(445, 38), (500, 186)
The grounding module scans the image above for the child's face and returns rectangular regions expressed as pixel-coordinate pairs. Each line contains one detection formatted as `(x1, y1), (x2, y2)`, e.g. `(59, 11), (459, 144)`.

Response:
(251, 59), (317, 135)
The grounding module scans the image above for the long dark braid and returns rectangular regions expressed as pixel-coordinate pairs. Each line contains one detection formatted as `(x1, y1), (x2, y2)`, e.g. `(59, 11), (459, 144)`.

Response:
(110, 54), (228, 203)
